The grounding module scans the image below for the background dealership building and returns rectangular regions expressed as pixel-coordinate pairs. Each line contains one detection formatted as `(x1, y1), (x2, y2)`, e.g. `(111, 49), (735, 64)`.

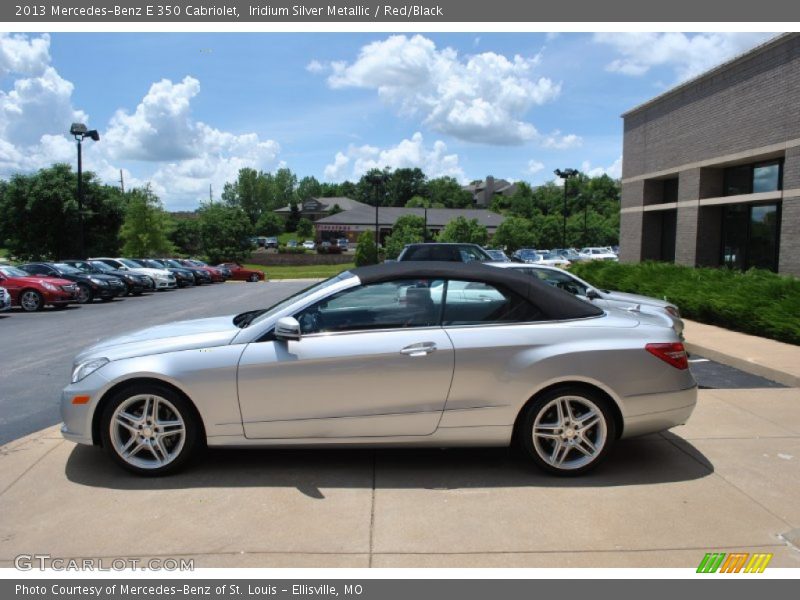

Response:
(620, 33), (799, 275)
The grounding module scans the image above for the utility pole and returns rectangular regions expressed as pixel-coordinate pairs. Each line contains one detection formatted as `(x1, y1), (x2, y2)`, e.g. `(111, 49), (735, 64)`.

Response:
(209, 184), (213, 204)
(119, 169), (125, 194)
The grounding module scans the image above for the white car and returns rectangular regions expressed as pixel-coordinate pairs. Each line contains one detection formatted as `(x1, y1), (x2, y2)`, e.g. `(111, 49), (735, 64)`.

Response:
(91, 257), (176, 290)
(302, 240), (316, 250)
(537, 251), (572, 268)
(578, 247), (618, 261)
(0, 286), (11, 312)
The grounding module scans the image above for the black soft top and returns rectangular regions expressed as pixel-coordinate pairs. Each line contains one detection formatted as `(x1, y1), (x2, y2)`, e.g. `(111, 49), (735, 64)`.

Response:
(350, 261), (602, 321)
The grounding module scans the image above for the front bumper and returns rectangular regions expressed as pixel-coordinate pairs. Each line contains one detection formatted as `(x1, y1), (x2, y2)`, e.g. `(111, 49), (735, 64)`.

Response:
(620, 385), (697, 439)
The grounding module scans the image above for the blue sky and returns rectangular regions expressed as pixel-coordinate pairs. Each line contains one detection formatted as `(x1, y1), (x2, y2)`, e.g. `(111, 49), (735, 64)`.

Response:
(0, 32), (773, 210)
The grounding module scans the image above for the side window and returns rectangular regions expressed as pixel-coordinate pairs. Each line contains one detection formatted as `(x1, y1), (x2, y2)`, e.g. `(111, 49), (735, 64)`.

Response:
(458, 246), (485, 262)
(24, 264), (47, 275)
(295, 279), (444, 334)
(531, 270), (587, 296)
(442, 280), (543, 326)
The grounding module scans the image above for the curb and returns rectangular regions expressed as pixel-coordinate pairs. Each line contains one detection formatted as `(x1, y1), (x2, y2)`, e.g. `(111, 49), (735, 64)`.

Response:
(684, 341), (799, 388)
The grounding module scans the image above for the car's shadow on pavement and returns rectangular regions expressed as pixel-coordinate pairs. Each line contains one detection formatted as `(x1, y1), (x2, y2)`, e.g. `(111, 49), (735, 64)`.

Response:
(65, 432), (713, 497)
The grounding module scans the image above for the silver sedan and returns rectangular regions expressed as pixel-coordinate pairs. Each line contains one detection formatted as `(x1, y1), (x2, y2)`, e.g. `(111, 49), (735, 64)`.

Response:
(60, 262), (697, 476)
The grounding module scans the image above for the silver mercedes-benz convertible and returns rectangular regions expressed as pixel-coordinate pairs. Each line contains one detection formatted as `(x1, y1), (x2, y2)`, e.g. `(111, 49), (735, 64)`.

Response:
(61, 262), (697, 476)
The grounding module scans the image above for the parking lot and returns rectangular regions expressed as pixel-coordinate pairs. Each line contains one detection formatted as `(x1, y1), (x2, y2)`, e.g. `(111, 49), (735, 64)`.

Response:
(1, 281), (799, 568)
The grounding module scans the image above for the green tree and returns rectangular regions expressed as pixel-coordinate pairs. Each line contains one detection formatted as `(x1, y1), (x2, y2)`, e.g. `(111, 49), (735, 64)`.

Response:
(0, 163), (124, 260)
(119, 186), (175, 257)
(355, 231), (378, 266)
(198, 203), (254, 263)
(385, 214), (426, 259)
(328, 203), (343, 216)
(386, 167), (427, 206)
(297, 175), (322, 201)
(170, 217), (202, 256)
(437, 217), (488, 246)
(256, 211), (284, 236)
(296, 217), (314, 239)
(491, 217), (537, 253)
(428, 176), (473, 208)
(285, 201), (301, 232)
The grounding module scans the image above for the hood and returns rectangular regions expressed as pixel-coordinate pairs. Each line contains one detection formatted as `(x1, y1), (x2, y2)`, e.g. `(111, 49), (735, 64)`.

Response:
(10, 275), (73, 287)
(74, 315), (241, 363)
(603, 290), (674, 309)
(130, 267), (171, 278)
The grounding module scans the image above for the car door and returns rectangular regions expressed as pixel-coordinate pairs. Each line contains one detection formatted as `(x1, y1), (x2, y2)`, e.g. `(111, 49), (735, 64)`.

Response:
(237, 278), (455, 439)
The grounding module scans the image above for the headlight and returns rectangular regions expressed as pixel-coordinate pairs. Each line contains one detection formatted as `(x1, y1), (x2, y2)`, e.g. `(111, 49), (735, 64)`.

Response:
(71, 358), (109, 384)
(42, 282), (58, 291)
(89, 277), (106, 286)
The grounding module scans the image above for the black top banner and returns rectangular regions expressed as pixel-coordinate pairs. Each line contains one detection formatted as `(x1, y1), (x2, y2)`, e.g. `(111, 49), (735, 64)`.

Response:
(4, 0), (800, 22)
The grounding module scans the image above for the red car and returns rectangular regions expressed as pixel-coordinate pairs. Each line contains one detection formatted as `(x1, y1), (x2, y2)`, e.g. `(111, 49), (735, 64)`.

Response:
(217, 262), (265, 282)
(175, 259), (225, 283)
(0, 265), (78, 311)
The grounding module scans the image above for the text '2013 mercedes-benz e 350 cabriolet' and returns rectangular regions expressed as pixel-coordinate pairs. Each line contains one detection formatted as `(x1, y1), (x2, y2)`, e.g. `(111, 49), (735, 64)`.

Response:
(60, 262), (696, 476)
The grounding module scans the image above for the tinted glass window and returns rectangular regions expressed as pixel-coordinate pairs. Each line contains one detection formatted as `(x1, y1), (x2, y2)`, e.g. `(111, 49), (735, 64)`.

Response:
(442, 280), (542, 326)
(458, 246), (488, 262)
(527, 269), (587, 296)
(403, 246), (457, 261)
(724, 165), (751, 196)
(22, 264), (49, 275)
(295, 279), (444, 334)
(753, 163), (781, 193)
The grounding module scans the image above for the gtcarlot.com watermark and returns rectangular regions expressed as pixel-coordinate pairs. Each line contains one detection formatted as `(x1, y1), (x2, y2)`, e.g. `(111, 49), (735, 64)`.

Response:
(14, 554), (194, 571)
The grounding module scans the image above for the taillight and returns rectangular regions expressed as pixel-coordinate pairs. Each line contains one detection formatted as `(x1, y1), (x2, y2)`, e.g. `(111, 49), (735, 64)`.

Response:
(645, 342), (689, 370)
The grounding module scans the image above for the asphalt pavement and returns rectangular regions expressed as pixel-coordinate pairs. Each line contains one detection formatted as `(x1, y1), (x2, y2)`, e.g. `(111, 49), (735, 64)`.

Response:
(0, 281), (309, 446)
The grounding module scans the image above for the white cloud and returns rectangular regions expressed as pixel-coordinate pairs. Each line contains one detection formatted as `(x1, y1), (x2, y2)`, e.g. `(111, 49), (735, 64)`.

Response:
(322, 34), (561, 146)
(305, 59), (325, 73)
(0, 34), (282, 210)
(581, 156), (622, 179)
(323, 132), (464, 182)
(0, 32), (51, 77)
(594, 33), (774, 82)
(541, 131), (583, 150)
(527, 160), (545, 175)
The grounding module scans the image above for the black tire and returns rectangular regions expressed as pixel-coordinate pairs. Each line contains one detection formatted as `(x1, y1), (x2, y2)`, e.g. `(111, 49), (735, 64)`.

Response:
(76, 283), (93, 304)
(248, 273), (260, 282)
(517, 386), (616, 476)
(19, 289), (44, 312)
(99, 382), (203, 476)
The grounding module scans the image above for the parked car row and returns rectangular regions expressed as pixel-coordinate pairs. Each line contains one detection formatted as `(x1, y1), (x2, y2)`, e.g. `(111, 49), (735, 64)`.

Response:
(0, 258), (266, 313)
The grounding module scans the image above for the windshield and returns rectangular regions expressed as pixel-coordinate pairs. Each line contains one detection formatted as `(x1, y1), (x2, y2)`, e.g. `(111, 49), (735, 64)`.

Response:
(147, 259), (166, 268)
(118, 258), (142, 268)
(89, 261), (114, 272)
(542, 252), (560, 260)
(162, 259), (181, 268)
(238, 272), (356, 328)
(53, 263), (83, 274)
(0, 266), (29, 277)
(518, 250), (540, 259)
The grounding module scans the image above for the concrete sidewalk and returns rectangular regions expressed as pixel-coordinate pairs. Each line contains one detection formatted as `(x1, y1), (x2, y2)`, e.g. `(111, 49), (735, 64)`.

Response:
(1, 388), (799, 568)
(683, 319), (800, 387)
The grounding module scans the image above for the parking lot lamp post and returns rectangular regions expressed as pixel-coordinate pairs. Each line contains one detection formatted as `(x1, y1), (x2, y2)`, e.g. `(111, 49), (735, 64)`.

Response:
(70, 123), (100, 259)
(554, 168), (578, 249)
(366, 170), (388, 251)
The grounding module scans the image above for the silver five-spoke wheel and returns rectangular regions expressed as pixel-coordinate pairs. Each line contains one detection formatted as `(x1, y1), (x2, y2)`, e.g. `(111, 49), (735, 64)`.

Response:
(101, 384), (200, 475)
(532, 396), (607, 471)
(519, 387), (616, 475)
(110, 394), (186, 470)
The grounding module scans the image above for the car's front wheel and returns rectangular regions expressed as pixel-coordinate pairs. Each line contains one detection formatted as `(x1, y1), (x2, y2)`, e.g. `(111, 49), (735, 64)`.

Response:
(248, 273), (260, 282)
(518, 387), (616, 476)
(19, 289), (44, 312)
(100, 384), (202, 475)
(76, 283), (93, 304)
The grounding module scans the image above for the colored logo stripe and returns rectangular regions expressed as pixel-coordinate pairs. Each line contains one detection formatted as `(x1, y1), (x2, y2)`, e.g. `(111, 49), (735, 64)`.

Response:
(697, 552), (773, 573)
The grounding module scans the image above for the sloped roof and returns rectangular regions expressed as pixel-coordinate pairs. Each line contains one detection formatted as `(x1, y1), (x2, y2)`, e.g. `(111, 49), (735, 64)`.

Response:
(315, 206), (506, 228)
(275, 197), (370, 213)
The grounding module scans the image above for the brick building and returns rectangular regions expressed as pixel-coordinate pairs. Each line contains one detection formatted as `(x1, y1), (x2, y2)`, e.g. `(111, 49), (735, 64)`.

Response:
(620, 33), (799, 275)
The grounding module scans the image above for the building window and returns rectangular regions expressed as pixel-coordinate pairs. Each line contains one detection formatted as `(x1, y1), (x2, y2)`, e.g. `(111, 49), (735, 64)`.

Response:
(721, 202), (781, 272)
(662, 178), (678, 203)
(723, 160), (783, 196)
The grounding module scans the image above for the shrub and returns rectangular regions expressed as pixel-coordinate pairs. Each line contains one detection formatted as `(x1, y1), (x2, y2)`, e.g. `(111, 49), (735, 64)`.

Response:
(569, 261), (800, 345)
(355, 231), (378, 266)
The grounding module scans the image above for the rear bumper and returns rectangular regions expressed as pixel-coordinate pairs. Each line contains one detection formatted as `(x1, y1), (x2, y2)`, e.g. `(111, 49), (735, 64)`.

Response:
(620, 385), (697, 439)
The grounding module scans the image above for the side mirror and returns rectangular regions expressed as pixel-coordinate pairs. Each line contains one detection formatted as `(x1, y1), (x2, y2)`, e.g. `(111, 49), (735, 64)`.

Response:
(586, 288), (601, 300)
(275, 316), (301, 341)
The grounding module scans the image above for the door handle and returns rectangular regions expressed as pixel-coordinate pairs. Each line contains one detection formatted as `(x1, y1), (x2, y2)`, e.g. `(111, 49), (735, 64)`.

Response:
(400, 342), (437, 357)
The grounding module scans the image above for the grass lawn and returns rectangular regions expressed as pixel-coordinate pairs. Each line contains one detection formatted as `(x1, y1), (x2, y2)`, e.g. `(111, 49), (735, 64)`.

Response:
(244, 263), (355, 280)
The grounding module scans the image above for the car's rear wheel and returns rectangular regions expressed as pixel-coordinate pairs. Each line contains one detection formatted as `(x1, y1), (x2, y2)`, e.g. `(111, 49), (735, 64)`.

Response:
(20, 289), (44, 312)
(248, 273), (260, 282)
(518, 387), (616, 476)
(100, 384), (201, 476)
(76, 283), (93, 304)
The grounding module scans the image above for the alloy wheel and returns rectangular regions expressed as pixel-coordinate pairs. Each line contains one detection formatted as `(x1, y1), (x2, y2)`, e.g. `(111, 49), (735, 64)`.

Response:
(20, 290), (42, 311)
(109, 394), (186, 470)
(531, 395), (607, 471)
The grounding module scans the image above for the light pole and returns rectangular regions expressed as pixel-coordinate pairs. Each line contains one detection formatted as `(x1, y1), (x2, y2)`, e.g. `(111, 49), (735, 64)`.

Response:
(70, 123), (100, 259)
(554, 168), (578, 249)
(366, 170), (388, 252)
